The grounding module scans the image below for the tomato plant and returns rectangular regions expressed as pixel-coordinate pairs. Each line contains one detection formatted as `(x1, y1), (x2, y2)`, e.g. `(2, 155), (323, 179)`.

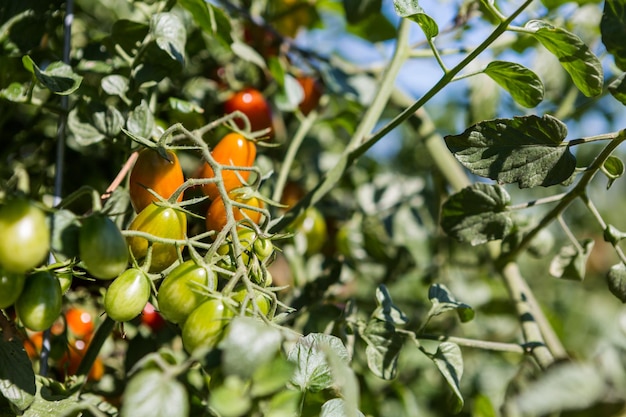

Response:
(79, 214), (129, 280)
(15, 271), (63, 332)
(223, 88), (273, 136)
(129, 148), (185, 213)
(57, 339), (104, 381)
(103, 268), (151, 322)
(157, 260), (216, 324)
(232, 286), (272, 317)
(205, 193), (264, 233)
(127, 203), (187, 273)
(181, 298), (232, 354)
(296, 76), (323, 116)
(65, 307), (94, 339)
(141, 302), (166, 332)
(197, 132), (257, 201)
(0, 198), (50, 274)
(0, 268), (25, 308)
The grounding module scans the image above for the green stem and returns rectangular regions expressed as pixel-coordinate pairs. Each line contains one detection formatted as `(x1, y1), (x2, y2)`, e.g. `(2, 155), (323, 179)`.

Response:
(428, 38), (448, 73)
(418, 334), (525, 354)
(76, 316), (116, 379)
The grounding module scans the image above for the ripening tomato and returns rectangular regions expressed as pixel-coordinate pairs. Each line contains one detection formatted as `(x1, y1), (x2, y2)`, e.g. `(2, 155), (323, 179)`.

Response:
(198, 133), (257, 201)
(290, 207), (327, 255)
(104, 268), (151, 322)
(15, 271), (63, 331)
(157, 260), (217, 324)
(129, 148), (185, 213)
(65, 307), (94, 339)
(224, 88), (273, 136)
(127, 203), (187, 273)
(205, 193), (264, 233)
(182, 299), (232, 354)
(297, 76), (323, 115)
(0, 198), (50, 274)
(79, 214), (128, 280)
(0, 268), (25, 308)
(141, 302), (166, 332)
(57, 339), (104, 381)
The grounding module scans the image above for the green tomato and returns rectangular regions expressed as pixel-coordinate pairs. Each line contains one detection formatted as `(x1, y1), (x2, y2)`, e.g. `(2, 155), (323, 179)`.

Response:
(217, 228), (274, 267)
(104, 268), (151, 322)
(15, 271), (62, 331)
(157, 260), (217, 324)
(291, 207), (327, 256)
(232, 287), (272, 317)
(79, 214), (129, 280)
(0, 268), (26, 308)
(182, 299), (232, 354)
(0, 198), (50, 273)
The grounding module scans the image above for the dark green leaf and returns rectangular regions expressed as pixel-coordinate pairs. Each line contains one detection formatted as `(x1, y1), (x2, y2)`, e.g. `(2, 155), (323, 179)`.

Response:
(445, 114), (575, 188)
(320, 398), (366, 417)
(287, 334), (350, 392)
(49, 209), (81, 260)
(127, 100), (155, 140)
(601, 0), (626, 71)
(120, 369), (189, 417)
(108, 19), (149, 56)
(344, 0), (382, 24)
(363, 319), (405, 380)
(101, 74), (129, 97)
(22, 56), (82, 95)
(526, 20), (603, 97)
(483, 61), (544, 108)
(150, 13), (186, 64)
(608, 73), (626, 105)
(602, 155), (624, 189)
(431, 342), (464, 413)
(178, 0), (233, 47)
(415, 13), (439, 38)
(346, 11), (397, 42)
(607, 263), (626, 302)
(549, 238), (594, 281)
(440, 183), (512, 246)
(427, 283), (474, 323)
(0, 339), (35, 412)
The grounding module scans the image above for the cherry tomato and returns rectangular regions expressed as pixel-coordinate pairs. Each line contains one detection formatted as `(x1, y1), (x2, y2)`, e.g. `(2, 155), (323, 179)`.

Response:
(198, 133), (257, 201)
(0, 198), (50, 274)
(141, 302), (166, 332)
(129, 148), (185, 213)
(290, 207), (327, 255)
(206, 193), (264, 233)
(223, 88), (273, 136)
(157, 260), (216, 324)
(217, 228), (274, 267)
(57, 339), (104, 381)
(79, 214), (128, 280)
(15, 271), (63, 331)
(65, 307), (94, 339)
(232, 287), (272, 317)
(182, 299), (232, 354)
(0, 268), (25, 308)
(127, 203), (187, 273)
(297, 76), (323, 115)
(104, 268), (151, 322)
(280, 181), (305, 210)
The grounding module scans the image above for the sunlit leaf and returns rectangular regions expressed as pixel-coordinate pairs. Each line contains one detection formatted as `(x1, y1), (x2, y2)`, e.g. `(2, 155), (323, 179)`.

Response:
(320, 398), (366, 417)
(288, 334), (350, 392)
(363, 319), (405, 380)
(428, 283), (474, 323)
(372, 285), (408, 325)
(127, 100), (155, 139)
(120, 369), (189, 417)
(549, 238), (594, 281)
(178, 0), (232, 47)
(483, 61), (544, 108)
(601, 0), (626, 71)
(22, 56), (82, 95)
(0, 339), (35, 412)
(602, 155), (624, 189)
(150, 13), (186, 64)
(608, 73), (626, 105)
(101, 74), (129, 97)
(430, 342), (464, 413)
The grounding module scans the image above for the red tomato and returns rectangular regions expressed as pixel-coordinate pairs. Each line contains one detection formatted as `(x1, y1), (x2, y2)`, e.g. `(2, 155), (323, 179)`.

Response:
(205, 193), (264, 233)
(141, 302), (166, 332)
(65, 307), (94, 339)
(223, 88), (273, 136)
(129, 148), (185, 213)
(297, 76), (323, 115)
(197, 133), (257, 201)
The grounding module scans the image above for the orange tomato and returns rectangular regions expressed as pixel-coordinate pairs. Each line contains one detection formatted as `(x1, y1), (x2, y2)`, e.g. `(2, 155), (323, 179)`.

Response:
(223, 89), (273, 136)
(198, 133), (257, 201)
(297, 76), (323, 115)
(129, 148), (185, 213)
(57, 339), (104, 381)
(65, 307), (94, 339)
(205, 193), (264, 233)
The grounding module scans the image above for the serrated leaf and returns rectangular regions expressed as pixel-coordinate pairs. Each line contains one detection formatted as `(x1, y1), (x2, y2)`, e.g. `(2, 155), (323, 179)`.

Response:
(441, 183), (512, 246)
(178, 0), (232, 47)
(608, 73), (626, 105)
(0, 339), (36, 412)
(525, 20), (603, 97)
(427, 283), (474, 323)
(445, 114), (575, 188)
(288, 334), (350, 392)
(372, 285), (408, 325)
(601, 0), (626, 72)
(127, 100), (155, 139)
(150, 13), (186, 64)
(101, 74), (129, 96)
(363, 319), (405, 380)
(431, 342), (464, 413)
(549, 238), (594, 281)
(344, 0), (382, 24)
(120, 369), (189, 417)
(602, 155), (624, 189)
(320, 398), (366, 417)
(483, 61), (544, 108)
(607, 263), (626, 302)
(22, 56), (82, 95)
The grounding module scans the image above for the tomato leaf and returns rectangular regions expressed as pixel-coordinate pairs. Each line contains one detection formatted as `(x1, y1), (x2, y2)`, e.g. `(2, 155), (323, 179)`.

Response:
(120, 369), (188, 417)
(127, 100), (155, 140)
(445, 114), (575, 188)
(320, 398), (366, 417)
(343, 0), (382, 24)
(429, 342), (464, 413)
(525, 20), (603, 97)
(372, 285), (408, 325)
(483, 61), (544, 108)
(393, 0), (438, 38)
(428, 283), (475, 323)
(601, 0), (626, 72)
(602, 155), (624, 189)
(250, 357), (295, 398)
(0, 339), (36, 412)
(346, 11), (397, 42)
(549, 239), (594, 281)
(208, 376), (251, 417)
(608, 73), (626, 106)
(49, 209), (81, 260)
(363, 318), (405, 380)
(101, 74), (129, 97)
(150, 13), (186, 64)
(0, 82), (28, 102)
(178, 0), (232, 48)
(287, 334), (350, 392)
(22, 56), (82, 95)
(607, 263), (626, 302)
(231, 41), (267, 69)
(440, 183), (512, 246)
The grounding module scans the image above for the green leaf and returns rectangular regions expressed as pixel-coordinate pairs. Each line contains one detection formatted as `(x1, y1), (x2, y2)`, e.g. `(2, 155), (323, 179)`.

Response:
(0, 82), (28, 102)
(178, 0), (233, 47)
(150, 13), (186, 64)
(346, 11), (397, 42)
(440, 183), (512, 246)
(549, 238), (594, 281)
(414, 13), (439, 39)
(344, 0), (382, 24)
(393, 0), (438, 38)
(22, 377), (79, 417)
(127, 100), (155, 140)
(68, 107), (105, 145)
(393, 0), (423, 18)
(483, 61), (544, 108)
(231, 41), (267, 69)
(607, 263), (626, 302)
(320, 398), (366, 417)
(22, 56), (82, 95)
(608, 73), (626, 105)
(363, 319), (405, 380)
(275, 74), (304, 112)
(372, 285), (408, 325)
(430, 342), (464, 413)
(472, 394), (497, 417)
(220, 317), (282, 379)
(0, 339), (36, 412)
(525, 20), (603, 97)
(120, 369), (189, 417)
(427, 283), (475, 323)
(287, 334), (350, 392)
(92, 104), (125, 138)
(49, 209), (81, 260)
(445, 114), (575, 188)
(251, 357), (295, 398)
(101, 74), (129, 97)
(108, 19), (149, 56)
(601, 0), (626, 72)
(602, 155), (624, 189)
(209, 376), (251, 417)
